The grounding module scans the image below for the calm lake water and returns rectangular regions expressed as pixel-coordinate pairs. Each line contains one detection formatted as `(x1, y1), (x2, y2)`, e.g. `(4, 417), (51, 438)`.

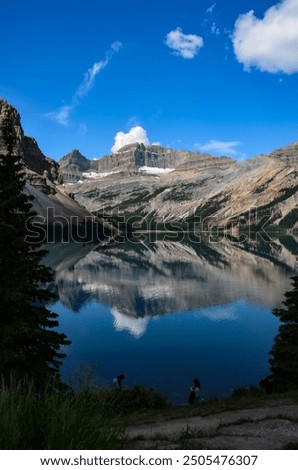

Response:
(46, 235), (298, 404)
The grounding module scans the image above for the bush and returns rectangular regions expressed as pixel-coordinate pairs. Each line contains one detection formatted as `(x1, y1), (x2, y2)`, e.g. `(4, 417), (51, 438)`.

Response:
(232, 386), (261, 398)
(86, 384), (170, 416)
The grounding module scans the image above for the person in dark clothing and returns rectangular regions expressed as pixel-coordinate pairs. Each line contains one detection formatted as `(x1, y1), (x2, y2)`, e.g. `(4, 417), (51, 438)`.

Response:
(113, 374), (125, 390)
(188, 378), (201, 404)
(260, 375), (274, 394)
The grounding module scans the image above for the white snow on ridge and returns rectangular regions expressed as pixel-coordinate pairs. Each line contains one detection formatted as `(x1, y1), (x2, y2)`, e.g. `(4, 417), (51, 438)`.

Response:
(139, 166), (175, 175)
(82, 170), (119, 179)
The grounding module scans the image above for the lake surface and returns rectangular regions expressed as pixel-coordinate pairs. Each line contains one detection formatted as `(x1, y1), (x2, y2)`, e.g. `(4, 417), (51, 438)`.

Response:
(46, 234), (298, 404)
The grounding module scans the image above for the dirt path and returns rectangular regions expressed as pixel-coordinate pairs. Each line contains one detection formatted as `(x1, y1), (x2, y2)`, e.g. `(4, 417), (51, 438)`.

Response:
(126, 404), (298, 449)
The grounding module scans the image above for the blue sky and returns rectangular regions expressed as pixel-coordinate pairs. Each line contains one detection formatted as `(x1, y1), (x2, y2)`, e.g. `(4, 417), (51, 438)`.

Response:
(1, 0), (298, 160)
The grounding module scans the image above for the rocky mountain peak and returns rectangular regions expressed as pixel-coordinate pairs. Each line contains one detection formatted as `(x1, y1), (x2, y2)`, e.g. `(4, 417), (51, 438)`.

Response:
(115, 142), (146, 153)
(60, 149), (88, 163)
(0, 99), (107, 229)
(59, 142), (236, 184)
(59, 149), (90, 183)
(64, 138), (297, 231)
(2, 98), (297, 231)
(0, 98), (24, 155)
(0, 98), (61, 187)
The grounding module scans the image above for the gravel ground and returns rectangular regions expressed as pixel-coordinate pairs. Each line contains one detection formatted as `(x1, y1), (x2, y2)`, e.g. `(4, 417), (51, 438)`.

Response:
(126, 403), (298, 450)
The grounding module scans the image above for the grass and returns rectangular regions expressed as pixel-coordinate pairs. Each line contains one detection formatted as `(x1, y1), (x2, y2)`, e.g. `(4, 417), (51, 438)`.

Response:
(0, 379), (170, 450)
(176, 426), (206, 450)
(0, 379), (125, 450)
(2, 375), (298, 450)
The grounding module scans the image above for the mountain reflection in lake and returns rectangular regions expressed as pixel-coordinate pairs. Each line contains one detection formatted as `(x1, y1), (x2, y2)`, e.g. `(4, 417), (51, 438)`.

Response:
(46, 235), (298, 404)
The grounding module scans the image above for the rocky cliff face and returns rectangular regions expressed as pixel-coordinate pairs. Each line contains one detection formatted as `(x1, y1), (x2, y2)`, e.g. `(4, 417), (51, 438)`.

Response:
(95, 143), (234, 172)
(269, 141), (298, 166)
(59, 149), (91, 183)
(2, 97), (297, 232)
(0, 98), (115, 235)
(60, 141), (298, 231)
(59, 143), (234, 183)
(0, 98), (60, 181)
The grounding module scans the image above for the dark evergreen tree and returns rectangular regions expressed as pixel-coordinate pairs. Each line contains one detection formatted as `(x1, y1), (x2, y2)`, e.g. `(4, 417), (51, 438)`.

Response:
(0, 106), (70, 388)
(269, 276), (298, 391)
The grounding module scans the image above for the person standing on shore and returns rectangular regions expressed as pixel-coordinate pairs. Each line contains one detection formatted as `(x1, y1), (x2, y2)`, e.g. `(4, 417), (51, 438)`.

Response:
(188, 378), (201, 404)
(113, 374), (125, 391)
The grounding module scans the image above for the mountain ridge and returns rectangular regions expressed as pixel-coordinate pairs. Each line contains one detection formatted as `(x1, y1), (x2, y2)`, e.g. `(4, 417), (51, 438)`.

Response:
(1, 98), (297, 232)
(59, 141), (298, 231)
(58, 143), (236, 183)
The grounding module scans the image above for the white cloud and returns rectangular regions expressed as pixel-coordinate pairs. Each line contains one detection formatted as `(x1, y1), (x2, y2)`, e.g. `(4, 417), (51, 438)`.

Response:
(232, 0), (298, 74)
(211, 22), (220, 35)
(207, 3), (216, 14)
(165, 27), (204, 59)
(75, 60), (108, 101)
(111, 126), (150, 153)
(47, 41), (122, 125)
(110, 40), (122, 53)
(196, 140), (241, 155)
(50, 104), (73, 126)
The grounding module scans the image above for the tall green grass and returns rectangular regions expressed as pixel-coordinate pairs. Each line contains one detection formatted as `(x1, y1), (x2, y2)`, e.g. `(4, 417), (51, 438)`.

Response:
(0, 379), (125, 449)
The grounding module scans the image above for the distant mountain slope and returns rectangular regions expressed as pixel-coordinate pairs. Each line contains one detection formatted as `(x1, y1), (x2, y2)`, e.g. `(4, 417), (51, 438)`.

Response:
(1, 97), (297, 232)
(59, 143), (234, 183)
(59, 142), (298, 230)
